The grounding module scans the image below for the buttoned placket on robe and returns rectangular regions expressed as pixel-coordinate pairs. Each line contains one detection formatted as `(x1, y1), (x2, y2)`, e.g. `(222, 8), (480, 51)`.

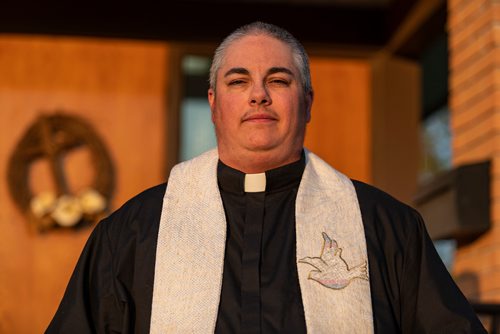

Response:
(241, 173), (266, 334)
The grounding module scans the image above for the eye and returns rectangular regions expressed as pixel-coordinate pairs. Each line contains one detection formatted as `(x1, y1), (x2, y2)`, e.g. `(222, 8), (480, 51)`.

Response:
(228, 79), (247, 86)
(268, 78), (290, 86)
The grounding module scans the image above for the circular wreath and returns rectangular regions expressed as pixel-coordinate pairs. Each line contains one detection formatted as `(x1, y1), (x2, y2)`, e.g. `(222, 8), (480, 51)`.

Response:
(7, 113), (114, 232)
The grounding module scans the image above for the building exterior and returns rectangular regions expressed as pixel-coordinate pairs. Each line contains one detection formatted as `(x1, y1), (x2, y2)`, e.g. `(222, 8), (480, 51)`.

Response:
(0, 0), (498, 332)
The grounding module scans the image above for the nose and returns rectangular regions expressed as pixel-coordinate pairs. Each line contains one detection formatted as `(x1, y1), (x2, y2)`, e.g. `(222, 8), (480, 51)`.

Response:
(248, 83), (271, 106)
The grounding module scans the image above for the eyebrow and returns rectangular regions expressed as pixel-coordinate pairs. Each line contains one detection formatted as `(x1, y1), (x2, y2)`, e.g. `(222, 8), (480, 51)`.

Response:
(224, 67), (250, 77)
(223, 66), (295, 78)
(267, 67), (294, 77)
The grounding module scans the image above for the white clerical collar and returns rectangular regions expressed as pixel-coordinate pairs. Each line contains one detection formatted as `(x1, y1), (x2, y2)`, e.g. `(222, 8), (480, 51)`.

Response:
(244, 173), (266, 192)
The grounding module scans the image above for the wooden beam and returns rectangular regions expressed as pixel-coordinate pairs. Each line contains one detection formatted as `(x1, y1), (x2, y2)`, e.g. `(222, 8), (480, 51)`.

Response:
(0, 2), (387, 46)
(382, 0), (445, 56)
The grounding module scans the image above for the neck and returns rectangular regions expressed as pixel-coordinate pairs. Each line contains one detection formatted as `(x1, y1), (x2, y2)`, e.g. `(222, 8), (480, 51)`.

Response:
(218, 148), (303, 174)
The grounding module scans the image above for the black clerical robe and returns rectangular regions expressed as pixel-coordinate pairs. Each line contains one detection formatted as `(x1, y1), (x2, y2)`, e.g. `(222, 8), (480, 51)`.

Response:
(46, 178), (486, 333)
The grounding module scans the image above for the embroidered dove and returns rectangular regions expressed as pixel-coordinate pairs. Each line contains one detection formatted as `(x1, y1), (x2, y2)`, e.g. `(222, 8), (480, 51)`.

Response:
(299, 232), (368, 289)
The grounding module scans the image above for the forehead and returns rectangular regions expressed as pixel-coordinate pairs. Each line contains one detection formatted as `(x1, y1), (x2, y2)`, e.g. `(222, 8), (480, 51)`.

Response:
(220, 34), (297, 74)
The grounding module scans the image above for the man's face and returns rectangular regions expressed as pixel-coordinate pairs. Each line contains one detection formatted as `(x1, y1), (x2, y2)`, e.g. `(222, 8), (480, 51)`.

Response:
(209, 34), (312, 172)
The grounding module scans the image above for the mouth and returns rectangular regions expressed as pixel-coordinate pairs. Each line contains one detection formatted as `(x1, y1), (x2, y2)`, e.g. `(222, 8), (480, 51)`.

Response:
(242, 113), (278, 123)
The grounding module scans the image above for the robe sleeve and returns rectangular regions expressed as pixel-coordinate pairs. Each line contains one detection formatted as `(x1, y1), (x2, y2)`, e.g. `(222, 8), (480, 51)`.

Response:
(46, 183), (166, 334)
(400, 211), (486, 333)
(353, 180), (486, 334)
(45, 219), (127, 334)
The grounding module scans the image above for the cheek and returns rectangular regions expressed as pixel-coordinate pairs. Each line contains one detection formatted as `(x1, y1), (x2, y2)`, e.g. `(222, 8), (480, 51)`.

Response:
(281, 98), (303, 125)
(212, 103), (237, 134)
(225, 94), (245, 109)
(218, 97), (244, 122)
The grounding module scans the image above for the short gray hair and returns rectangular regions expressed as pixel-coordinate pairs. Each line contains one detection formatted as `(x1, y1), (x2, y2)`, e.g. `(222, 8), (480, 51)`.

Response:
(209, 22), (312, 93)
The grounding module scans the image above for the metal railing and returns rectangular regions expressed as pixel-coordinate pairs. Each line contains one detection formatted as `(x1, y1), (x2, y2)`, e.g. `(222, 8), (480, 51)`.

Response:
(472, 303), (500, 334)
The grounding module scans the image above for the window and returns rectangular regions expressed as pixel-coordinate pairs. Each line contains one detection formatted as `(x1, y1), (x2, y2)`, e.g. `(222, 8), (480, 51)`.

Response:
(418, 32), (455, 270)
(179, 55), (217, 161)
(419, 32), (451, 183)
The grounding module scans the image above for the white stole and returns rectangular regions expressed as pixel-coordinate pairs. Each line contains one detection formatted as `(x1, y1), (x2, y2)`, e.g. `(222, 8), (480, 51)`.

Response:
(150, 149), (373, 333)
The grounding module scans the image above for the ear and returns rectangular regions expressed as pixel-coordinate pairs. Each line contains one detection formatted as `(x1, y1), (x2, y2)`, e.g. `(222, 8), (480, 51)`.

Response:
(208, 88), (216, 122)
(304, 90), (313, 123)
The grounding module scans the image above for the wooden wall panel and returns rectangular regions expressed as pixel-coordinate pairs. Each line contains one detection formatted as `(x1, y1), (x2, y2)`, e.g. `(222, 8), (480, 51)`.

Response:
(305, 58), (372, 182)
(370, 56), (420, 204)
(0, 35), (169, 333)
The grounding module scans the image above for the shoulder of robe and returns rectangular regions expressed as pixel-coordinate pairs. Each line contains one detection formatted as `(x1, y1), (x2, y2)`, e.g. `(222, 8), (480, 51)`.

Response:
(351, 179), (425, 241)
(96, 182), (167, 248)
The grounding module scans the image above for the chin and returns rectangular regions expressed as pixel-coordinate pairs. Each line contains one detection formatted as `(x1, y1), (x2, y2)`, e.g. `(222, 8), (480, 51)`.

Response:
(245, 138), (280, 150)
(245, 144), (279, 153)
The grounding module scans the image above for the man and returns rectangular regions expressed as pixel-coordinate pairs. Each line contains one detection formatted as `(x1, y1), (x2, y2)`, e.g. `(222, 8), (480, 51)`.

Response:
(47, 22), (485, 333)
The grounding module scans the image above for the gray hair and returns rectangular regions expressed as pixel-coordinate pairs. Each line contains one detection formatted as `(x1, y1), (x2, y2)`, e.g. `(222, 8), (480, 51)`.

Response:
(209, 22), (312, 93)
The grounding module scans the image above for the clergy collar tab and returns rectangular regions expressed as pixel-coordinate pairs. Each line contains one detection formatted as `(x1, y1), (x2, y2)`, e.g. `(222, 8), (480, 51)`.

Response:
(244, 173), (266, 192)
